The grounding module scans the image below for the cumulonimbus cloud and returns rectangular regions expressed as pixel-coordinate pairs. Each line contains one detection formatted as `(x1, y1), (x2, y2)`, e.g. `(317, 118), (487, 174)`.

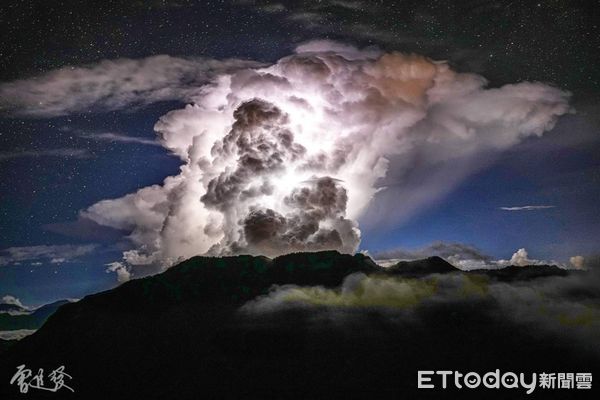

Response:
(10, 41), (569, 274)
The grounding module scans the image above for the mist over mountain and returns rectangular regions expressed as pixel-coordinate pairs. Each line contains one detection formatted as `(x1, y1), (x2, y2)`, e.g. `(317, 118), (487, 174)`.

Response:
(0, 300), (71, 332)
(0, 251), (598, 399)
(0, 303), (27, 315)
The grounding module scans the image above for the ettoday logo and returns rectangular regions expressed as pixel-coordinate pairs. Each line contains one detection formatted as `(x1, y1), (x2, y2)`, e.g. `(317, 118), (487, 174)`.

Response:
(418, 370), (592, 394)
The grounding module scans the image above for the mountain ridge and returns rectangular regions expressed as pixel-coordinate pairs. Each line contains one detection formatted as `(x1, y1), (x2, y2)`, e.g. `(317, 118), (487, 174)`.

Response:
(0, 251), (589, 399)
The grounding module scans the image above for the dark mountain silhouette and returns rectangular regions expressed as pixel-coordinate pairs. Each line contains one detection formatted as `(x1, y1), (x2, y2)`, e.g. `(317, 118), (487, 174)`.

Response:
(471, 264), (570, 281)
(0, 251), (594, 399)
(386, 255), (459, 275)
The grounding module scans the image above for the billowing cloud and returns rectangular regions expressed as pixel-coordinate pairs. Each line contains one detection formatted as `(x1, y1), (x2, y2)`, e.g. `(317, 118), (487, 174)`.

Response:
(492, 248), (571, 269)
(69, 41), (571, 271)
(241, 266), (600, 354)
(0, 55), (263, 117)
(1, 295), (25, 308)
(241, 272), (437, 313)
(497, 248), (540, 267)
(105, 262), (131, 283)
(500, 205), (555, 211)
(485, 270), (600, 352)
(0, 244), (97, 266)
(570, 255), (585, 270)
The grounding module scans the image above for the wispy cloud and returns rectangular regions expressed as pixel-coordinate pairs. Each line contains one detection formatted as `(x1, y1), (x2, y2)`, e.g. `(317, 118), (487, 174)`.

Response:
(499, 205), (555, 211)
(0, 55), (263, 117)
(259, 3), (286, 13)
(251, 0), (429, 46)
(0, 148), (91, 161)
(84, 132), (161, 146)
(0, 244), (98, 266)
(287, 11), (327, 27)
(327, 0), (365, 11)
(0, 329), (36, 340)
(59, 126), (162, 147)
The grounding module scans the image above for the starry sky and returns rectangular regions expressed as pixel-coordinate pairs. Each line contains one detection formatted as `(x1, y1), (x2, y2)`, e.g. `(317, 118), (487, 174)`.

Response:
(0, 0), (599, 306)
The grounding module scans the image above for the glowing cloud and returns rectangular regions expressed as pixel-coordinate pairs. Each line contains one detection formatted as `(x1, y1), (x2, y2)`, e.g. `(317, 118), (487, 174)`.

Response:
(77, 41), (570, 271)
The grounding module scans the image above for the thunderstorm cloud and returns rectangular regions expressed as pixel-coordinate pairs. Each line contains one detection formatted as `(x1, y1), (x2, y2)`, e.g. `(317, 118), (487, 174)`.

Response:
(3, 41), (571, 275)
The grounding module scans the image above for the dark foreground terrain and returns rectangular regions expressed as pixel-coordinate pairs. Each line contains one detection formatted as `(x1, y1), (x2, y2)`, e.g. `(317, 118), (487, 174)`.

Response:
(0, 251), (598, 399)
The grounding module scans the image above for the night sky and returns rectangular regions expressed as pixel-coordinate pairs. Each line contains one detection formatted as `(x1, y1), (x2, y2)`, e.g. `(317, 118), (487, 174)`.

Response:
(1, 0), (599, 306)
